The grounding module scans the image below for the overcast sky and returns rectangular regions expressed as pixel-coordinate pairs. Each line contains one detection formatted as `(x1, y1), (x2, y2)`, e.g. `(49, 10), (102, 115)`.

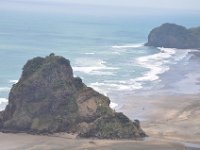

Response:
(1, 0), (200, 16)
(46, 0), (200, 10)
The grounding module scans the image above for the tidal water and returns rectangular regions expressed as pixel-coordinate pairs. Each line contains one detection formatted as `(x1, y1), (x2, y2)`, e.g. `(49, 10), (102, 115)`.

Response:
(0, 10), (200, 110)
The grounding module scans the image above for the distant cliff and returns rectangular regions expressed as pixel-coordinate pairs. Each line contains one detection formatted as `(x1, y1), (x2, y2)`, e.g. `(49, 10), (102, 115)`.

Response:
(0, 54), (146, 139)
(145, 23), (200, 49)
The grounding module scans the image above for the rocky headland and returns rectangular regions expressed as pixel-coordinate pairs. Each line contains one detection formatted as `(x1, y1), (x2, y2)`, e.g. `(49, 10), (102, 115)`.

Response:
(0, 54), (146, 139)
(145, 23), (200, 49)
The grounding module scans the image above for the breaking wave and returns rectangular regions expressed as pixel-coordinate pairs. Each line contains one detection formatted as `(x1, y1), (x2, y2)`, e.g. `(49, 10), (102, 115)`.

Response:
(0, 87), (10, 92)
(73, 58), (119, 76)
(112, 43), (144, 49)
(89, 47), (192, 95)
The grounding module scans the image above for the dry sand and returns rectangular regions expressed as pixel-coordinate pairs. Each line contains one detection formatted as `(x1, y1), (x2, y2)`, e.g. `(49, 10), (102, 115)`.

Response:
(0, 94), (200, 150)
(119, 94), (200, 143)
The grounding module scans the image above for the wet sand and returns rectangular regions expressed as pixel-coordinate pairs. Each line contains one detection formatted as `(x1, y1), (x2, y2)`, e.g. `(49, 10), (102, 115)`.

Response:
(116, 93), (200, 144)
(0, 94), (200, 149)
(0, 132), (197, 150)
(143, 97), (200, 143)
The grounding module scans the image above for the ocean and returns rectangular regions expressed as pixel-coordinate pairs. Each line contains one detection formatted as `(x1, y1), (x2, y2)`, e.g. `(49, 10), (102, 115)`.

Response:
(0, 10), (200, 111)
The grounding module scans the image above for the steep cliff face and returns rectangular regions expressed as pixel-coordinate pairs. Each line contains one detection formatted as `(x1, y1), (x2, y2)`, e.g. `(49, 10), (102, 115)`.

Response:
(0, 54), (146, 139)
(145, 23), (200, 49)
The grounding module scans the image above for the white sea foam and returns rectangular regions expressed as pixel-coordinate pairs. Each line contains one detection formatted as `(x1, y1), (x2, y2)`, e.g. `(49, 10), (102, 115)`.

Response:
(173, 49), (193, 62)
(111, 51), (121, 55)
(73, 58), (119, 75)
(134, 47), (193, 83)
(0, 87), (10, 92)
(73, 67), (117, 75)
(9, 80), (18, 84)
(0, 98), (8, 111)
(134, 48), (177, 82)
(88, 47), (192, 95)
(74, 58), (106, 66)
(90, 81), (142, 94)
(0, 98), (8, 104)
(84, 52), (95, 55)
(110, 102), (118, 109)
(112, 43), (144, 49)
(89, 85), (108, 96)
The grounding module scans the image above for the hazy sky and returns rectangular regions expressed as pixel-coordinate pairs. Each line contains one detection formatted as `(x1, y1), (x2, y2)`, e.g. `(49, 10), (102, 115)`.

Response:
(1, 0), (200, 16)
(45, 0), (200, 10)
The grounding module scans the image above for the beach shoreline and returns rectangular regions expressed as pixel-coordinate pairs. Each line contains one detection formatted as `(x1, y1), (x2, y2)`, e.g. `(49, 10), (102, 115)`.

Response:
(0, 93), (199, 150)
(114, 93), (200, 143)
(0, 132), (198, 150)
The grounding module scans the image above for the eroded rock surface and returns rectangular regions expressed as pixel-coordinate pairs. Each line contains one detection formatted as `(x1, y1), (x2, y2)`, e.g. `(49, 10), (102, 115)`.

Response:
(0, 54), (146, 139)
(145, 23), (200, 49)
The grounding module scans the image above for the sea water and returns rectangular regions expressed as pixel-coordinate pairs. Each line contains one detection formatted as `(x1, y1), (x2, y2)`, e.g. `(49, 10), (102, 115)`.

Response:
(0, 10), (200, 110)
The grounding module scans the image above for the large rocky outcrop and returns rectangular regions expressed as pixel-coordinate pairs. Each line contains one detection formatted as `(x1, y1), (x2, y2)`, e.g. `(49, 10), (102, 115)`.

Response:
(0, 54), (146, 139)
(145, 23), (200, 49)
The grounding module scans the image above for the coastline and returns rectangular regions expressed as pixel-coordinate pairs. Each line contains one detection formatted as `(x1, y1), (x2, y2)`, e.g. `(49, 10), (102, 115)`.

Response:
(0, 132), (198, 150)
(0, 5), (200, 149)
(0, 50), (200, 149)
(112, 93), (200, 143)
(0, 93), (200, 149)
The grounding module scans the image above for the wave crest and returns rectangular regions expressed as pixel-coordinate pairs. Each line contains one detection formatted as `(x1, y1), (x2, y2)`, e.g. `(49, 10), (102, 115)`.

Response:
(134, 48), (176, 81)
(9, 80), (18, 84)
(112, 43), (144, 49)
(0, 87), (10, 92)
(0, 98), (8, 111)
(73, 58), (119, 75)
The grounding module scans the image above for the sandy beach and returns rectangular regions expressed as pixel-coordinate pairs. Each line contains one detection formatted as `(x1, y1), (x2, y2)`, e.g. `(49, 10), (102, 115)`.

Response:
(0, 132), (198, 150)
(120, 94), (200, 143)
(0, 93), (200, 150)
(0, 0), (200, 149)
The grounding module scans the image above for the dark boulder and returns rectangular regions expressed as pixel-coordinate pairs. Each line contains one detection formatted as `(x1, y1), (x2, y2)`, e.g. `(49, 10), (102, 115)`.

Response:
(0, 54), (146, 139)
(145, 23), (200, 49)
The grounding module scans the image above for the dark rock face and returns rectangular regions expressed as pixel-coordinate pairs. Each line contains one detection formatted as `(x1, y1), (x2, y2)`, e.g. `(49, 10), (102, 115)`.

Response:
(145, 23), (200, 49)
(0, 54), (146, 139)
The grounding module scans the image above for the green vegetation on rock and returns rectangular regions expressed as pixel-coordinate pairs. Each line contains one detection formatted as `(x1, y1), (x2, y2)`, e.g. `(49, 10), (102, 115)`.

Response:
(0, 54), (146, 139)
(145, 23), (200, 49)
